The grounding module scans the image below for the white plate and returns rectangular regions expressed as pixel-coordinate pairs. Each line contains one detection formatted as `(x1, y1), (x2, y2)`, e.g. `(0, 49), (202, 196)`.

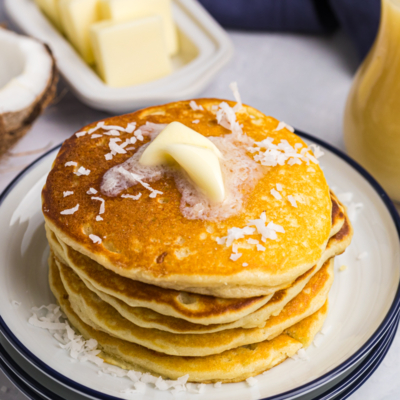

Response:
(0, 133), (399, 400)
(4, 0), (234, 113)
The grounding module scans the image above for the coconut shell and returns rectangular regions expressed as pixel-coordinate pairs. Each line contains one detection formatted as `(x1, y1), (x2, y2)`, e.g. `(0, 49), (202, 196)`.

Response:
(0, 43), (58, 157)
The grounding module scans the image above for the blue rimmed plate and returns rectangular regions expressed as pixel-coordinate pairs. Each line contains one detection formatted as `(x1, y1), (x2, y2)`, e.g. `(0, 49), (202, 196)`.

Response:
(0, 130), (399, 400)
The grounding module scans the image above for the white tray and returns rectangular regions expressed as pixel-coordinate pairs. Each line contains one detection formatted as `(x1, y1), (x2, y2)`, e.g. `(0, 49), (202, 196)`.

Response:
(5, 0), (233, 113)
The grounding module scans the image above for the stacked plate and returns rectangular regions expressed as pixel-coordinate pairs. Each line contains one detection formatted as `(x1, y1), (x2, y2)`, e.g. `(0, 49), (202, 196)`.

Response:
(0, 131), (399, 400)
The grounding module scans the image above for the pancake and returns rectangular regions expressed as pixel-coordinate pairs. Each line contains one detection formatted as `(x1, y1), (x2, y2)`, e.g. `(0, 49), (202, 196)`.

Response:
(45, 206), (349, 330)
(49, 255), (328, 383)
(54, 253), (333, 357)
(42, 99), (332, 297)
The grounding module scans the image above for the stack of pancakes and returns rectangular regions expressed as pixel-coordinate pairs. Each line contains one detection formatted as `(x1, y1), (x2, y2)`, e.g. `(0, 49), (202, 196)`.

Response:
(42, 100), (353, 383)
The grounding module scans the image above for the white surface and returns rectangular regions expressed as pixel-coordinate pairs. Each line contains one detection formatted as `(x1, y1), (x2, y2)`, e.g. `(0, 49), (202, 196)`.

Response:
(1, 0), (400, 399)
(4, 0), (233, 113)
(0, 131), (399, 400)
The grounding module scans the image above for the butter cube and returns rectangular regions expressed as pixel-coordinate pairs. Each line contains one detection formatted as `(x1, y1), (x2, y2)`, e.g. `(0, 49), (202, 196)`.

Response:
(140, 122), (222, 167)
(90, 16), (172, 87)
(99, 0), (178, 55)
(58, 0), (101, 64)
(35, 0), (63, 32)
(140, 122), (225, 203)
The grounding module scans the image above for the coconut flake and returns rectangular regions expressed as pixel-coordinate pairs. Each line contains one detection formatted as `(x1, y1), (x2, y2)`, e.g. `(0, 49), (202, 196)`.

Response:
(246, 377), (258, 387)
(96, 216), (103, 221)
(256, 244), (266, 251)
(121, 193), (142, 200)
(229, 81), (243, 112)
(230, 252), (242, 261)
(287, 195), (297, 207)
(91, 134), (102, 139)
(63, 191), (74, 197)
(189, 100), (204, 111)
(65, 161), (77, 167)
(109, 138), (126, 154)
(75, 166), (91, 176)
(192, 119), (200, 124)
(276, 183), (283, 191)
(89, 234), (102, 244)
(309, 144), (324, 159)
(247, 238), (259, 245)
(103, 129), (120, 136)
(270, 188), (282, 200)
(105, 153), (113, 160)
(274, 121), (294, 132)
(75, 131), (86, 137)
(126, 122), (136, 134)
(87, 188), (98, 194)
(60, 204), (79, 215)
(357, 252), (368, 260)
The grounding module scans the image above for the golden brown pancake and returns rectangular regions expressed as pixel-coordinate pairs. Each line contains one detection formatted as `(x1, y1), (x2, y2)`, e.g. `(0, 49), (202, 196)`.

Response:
(49, 254), (328, 383)
(43, 99), (332, 297)
(54, 253), (332, 357)
(45, 199), (349, 328)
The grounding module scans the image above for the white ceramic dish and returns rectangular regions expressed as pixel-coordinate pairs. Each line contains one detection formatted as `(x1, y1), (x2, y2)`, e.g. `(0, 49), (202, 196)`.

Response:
(0, 132), (399, 400)
(4, 0), (233, 113)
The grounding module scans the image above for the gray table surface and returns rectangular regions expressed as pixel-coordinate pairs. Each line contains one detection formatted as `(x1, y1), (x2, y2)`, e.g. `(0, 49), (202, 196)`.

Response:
(0, 1), (399, 399)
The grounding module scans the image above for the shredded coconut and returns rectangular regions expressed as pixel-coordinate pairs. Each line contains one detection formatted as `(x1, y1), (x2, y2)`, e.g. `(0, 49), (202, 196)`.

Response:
(75, 166), (91, 176)
(246, 377), (258, 387)
(75, 131), (86, 137)
(230, 252), (242, 261)
(103, 130), (120, 137)
(270, 188), (282, 200)
(276, 183), (283, 191)
(256, 244), (266, 251)
(192, 119), (200, 124)
(89, 234), (102, 244)
(87, 188), (97, 194)
(309, 144), (324, 159)
(357, 251), (368, 260)
(189, 100), (204, 111)
(91, 197), (105, 214)
(63, 191), (74, 197)
(242, 263), (248, 267)
(91, 134), (102, 139)
(229, 81), (243, 112)
(60, 204), (79, 215)
(248, 138), (318, 167)
(96, 216), (103, 221)
(121, 193), (142, 200)
(247, 238), (259, 245)
(274, 121), (294, 132)
(109, 138), (126, 154)
(65, 161), (77, 167)
(287, 195), (297, 207)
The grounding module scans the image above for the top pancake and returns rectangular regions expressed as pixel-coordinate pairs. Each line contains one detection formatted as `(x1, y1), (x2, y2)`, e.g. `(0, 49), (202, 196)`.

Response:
(42, 99), (331, 295)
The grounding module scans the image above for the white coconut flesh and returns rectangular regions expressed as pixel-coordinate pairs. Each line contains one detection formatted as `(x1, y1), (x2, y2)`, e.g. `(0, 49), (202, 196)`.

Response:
(0, 27), (55, 132)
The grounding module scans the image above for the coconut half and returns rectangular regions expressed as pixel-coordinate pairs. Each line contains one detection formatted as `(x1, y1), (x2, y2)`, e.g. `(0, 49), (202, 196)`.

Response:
(0, 27), (58, 156)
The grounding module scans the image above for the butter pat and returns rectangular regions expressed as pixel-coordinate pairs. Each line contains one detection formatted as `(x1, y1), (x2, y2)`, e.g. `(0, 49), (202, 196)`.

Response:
(35, 0), (63, 32)
(139, 121), (222, 166)
(59, 0), (101, 64)
(90, 16), (172, 87)
(140, 122), (225, 203)
(99, 0), (178, 55)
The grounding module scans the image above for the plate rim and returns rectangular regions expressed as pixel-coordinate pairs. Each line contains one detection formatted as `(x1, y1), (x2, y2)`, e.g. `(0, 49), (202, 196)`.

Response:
(1, 314), (398, 400)
(0, 130), (399, 400)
